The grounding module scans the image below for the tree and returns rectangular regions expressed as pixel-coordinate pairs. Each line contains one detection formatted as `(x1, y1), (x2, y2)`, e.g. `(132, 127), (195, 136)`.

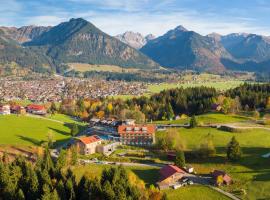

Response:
(164, 103), (174, 120)
(70, 146), (78, 166)
(70, 124), (79, 137)
(55, 149), (66, 172)
(190, 115), (197, 128)
(47, 130), (55, 148)
(50, 102), (58, 115)
(227, 136), (242, 161)
(175, 150), (185, 168)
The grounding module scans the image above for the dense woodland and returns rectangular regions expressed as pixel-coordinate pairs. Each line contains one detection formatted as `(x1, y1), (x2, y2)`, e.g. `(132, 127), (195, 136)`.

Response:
(0, 147), (165, 200)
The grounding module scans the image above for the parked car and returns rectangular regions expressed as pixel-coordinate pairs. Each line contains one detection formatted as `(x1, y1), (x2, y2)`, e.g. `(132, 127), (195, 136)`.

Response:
(187, 180), (194, 185)
(172, 183), (182, 189)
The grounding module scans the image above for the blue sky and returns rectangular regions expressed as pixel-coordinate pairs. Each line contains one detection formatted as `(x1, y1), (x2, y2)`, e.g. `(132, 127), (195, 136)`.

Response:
(1, 0), (270, 36)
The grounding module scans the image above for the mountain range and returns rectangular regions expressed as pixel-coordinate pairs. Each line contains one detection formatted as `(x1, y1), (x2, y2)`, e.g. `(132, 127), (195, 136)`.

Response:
(115, 32), (155, 49)
(0, 18), (159, 74)
(0, 18), (270, 74)
(141, 26), (270, 73)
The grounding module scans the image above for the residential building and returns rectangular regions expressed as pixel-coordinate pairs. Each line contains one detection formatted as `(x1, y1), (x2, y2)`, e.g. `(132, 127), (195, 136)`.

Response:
(96, 142), (120, 156)
(10, 105), (26, 115)
(26, 104), (46, 115)
(211, 170), (232, 185)
(118, 124), (156, 146)
(75, 135), (102, 155)
(0, 105), (10, 115)
(157, 165), (186, 190)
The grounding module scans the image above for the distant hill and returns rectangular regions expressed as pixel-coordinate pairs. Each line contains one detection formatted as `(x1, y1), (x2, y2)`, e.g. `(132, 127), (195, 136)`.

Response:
(141, 26), (232, 73)
(0, 26), (51, 43)
(115, 31), (155, 49)
(24, 18), (159, 70)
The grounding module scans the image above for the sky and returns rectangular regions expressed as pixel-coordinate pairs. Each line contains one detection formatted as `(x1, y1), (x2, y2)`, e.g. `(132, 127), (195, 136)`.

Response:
(1, 0), (270, 36)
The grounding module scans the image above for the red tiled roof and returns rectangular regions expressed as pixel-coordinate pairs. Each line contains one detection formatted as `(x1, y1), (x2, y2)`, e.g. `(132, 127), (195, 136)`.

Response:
(211, 170), (232, 183)
(78, 135), (101, 145)
(118, 124), (156, 135)
(211, 170), (226, 177)
(27, 104), (45, 111)
(160, 165), (185, 180)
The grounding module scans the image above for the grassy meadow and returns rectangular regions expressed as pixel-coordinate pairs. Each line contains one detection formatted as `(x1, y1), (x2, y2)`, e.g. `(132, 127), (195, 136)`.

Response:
(164, 186), (231, 200)
(148, 80), (245, 94)
(68, 63), (140, 73)
(0, 114), (85, 146)
(155, 113), (251, 125)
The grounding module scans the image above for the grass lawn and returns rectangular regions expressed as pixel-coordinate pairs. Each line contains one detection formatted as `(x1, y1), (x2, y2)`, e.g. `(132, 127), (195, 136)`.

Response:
(0, 115), (74, 146)
(47, 114), (86, 126)
(155, 113), (251, 125)
(164, 186), (231, 200)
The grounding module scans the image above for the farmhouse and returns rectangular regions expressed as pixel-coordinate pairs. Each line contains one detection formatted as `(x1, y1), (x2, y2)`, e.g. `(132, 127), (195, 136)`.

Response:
(75, 135), (102, 155)
(0, 105), (10, 115)
(157, 165), (186, 189)
(26, 104), (46, 115)
(118, 124), (156, 146)
(211, 170), (232, 186)
(10, 105), (26, 115)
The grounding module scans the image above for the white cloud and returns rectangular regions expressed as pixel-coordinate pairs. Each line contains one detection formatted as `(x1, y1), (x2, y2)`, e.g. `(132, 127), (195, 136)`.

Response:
(25, 15), (67, 26)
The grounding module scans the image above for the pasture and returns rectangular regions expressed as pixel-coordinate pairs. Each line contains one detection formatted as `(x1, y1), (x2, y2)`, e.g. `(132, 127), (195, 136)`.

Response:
(68, 63), (140, 73)
(0, 114), (83, 146)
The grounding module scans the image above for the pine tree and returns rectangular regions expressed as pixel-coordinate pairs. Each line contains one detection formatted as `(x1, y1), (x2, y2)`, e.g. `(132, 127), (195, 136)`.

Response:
(70, 146), (78, 166)
(227, 136), (242, 161)
(70, 124), (79, 137)
(55, 149), (66, 172)
(17, 189), (25, 200)
(175, 150), (185, 168)
(56, 180), (67, 200)
(65, 178), (76, 200)
(103, 180), (115, 200)
(189, 115), (198, 128)
(43, 146), (54, 172)
(50, 102), (58, 115)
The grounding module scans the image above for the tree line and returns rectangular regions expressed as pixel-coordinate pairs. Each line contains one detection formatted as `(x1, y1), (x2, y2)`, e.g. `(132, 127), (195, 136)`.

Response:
(43, 83), (270, 122)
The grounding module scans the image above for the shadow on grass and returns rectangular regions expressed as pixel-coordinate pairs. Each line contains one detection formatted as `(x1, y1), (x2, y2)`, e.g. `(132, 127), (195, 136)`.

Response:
(16, 135), (41, 146)
(48, 123), (87, 137)
(132, 168), (160, 186)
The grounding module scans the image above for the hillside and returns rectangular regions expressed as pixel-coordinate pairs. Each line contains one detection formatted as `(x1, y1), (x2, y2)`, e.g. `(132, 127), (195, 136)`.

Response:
(24, 18), (159, 70)
(141, 26), (232, 73)
(0, 25), (51, 43)
(0, 29), (52, 73)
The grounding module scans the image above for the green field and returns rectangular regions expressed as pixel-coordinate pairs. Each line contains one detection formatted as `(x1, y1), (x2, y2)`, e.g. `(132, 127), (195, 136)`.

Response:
(165, 186), (230, 200)
(155, 113), (251, 125)
(0, 115), (80, 146)
(47, 114), (86, 125)
(68, 63), (140, 72)
(148, 80), (245, 94)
